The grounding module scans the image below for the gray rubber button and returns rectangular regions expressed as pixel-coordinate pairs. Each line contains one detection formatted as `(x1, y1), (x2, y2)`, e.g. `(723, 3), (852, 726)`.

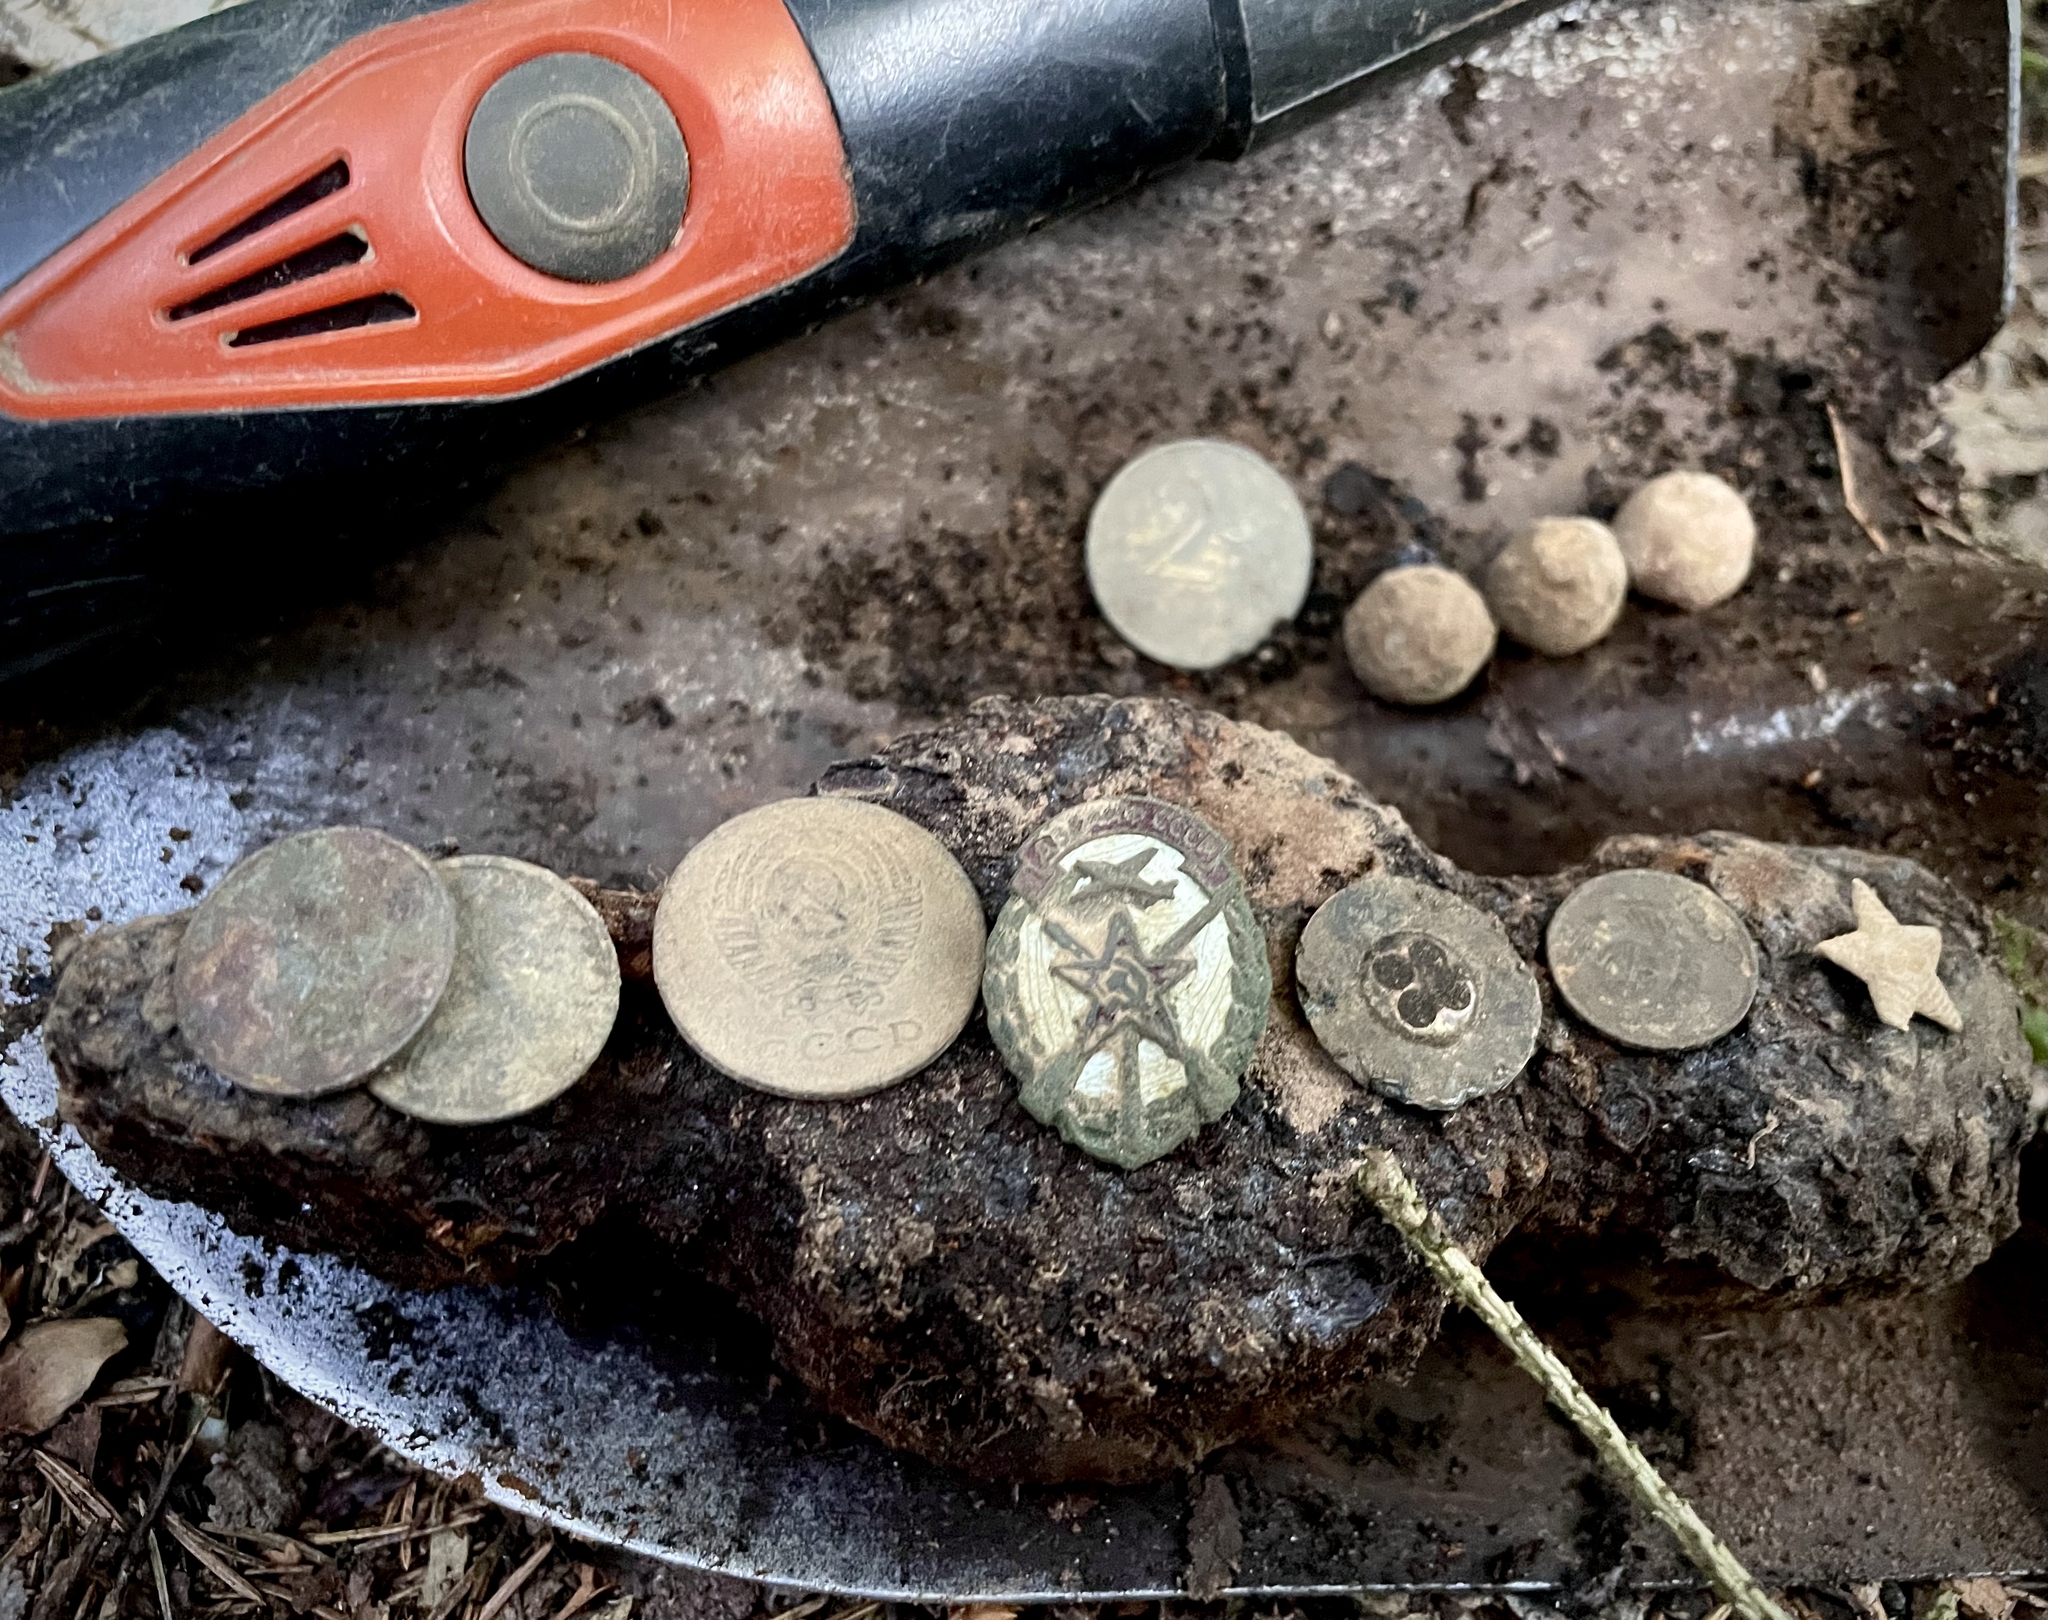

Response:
(465, 53), (689, 284)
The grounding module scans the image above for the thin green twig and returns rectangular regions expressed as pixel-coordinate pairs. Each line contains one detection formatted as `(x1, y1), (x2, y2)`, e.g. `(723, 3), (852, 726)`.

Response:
(1357, 1149), (1793, 1620)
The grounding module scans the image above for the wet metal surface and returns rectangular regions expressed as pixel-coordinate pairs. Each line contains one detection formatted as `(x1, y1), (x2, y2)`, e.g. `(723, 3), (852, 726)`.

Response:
(2, 0), (2041, 1595)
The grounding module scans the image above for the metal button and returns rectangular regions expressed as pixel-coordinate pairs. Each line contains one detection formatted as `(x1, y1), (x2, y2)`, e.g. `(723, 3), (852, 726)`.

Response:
(464, 52), (689, 284)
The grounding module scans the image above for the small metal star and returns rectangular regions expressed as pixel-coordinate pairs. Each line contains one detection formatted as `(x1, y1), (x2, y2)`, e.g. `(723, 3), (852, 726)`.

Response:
(1814, 879), (1963, 1033)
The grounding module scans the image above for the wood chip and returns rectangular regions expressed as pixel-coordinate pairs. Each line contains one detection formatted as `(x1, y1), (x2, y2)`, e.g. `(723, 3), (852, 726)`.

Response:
(545, 1566), (609, 1620)
(160, 1514), (262, 1605)
(1828, 402), (1891, 552)
(418, 1529), (469, 1616)
(210, 1529), (330, 1566)
(475, 1539), (553, 1620)
(30, 1452), (119, 1526)
(1951, 1581), (2021, 1620)
(92, 1377), (175, 1409)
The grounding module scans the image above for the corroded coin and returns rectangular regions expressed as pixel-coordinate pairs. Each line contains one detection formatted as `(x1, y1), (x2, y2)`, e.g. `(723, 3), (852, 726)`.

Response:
(1546, 868), (1759, 1051)
(1296, 874), (1540, 1109)
(1086, 439), (1313, 671)
(173, 827), (457, 1097)
(652, 797), (987, 1098)
(369, 856), (621, 1125)
(984, 796), (1270, 1170)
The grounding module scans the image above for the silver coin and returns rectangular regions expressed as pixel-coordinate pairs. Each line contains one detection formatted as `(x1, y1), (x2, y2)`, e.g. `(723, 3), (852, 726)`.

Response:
(652, 797), (987, 1099)
(1546, 868), (1759, 1051)
(173, 827), (457, 1098)
(1296, 874), (1540, 1110)
(368, 856), (621, 1125)
(1085, 439), (1313, 671)
(984, 796), (1271, 1169)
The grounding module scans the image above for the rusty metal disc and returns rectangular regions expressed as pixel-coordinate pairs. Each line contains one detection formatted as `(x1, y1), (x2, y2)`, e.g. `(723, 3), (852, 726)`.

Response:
(172, 827), (458, 1097)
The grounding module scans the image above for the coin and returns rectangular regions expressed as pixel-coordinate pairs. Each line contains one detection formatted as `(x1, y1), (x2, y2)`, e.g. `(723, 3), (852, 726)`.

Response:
(1296, 874), (1540, 1109)
(652, 797), (987, 1098)
(984, 796), (1270, 1169)
(1085, 439), (1313, 671)
(1546, 868), (1759, 1050)
(173, 827), (457, 1097)
(368, 856), (621, 1125)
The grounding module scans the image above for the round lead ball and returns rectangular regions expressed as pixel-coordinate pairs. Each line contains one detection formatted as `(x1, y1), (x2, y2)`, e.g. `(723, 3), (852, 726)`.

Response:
(1486, 516), (1629, 656)
(1343, 564), (1497, 705)
(1086, 440), (1313, 671)
(1611, 470), (1755, 612)
(652, 797), (987, 1099)
(173, 827), (457, 1097)
(368, 856), (621, 1125)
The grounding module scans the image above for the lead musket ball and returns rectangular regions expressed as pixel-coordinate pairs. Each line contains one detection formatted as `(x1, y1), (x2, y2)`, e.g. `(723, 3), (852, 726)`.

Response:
(1343, 565), (1497, 706)
(1486, 516), (1629, 656)
(1611, 470), (1755, 612)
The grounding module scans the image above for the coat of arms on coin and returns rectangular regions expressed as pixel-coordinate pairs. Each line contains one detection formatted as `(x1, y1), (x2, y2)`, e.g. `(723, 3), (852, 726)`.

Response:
(983, 797), (1270, 1170)
(652, 797), (987, 1099)
(1546, 868), (1759, 1051)
(1296, 874), (1540, 1109)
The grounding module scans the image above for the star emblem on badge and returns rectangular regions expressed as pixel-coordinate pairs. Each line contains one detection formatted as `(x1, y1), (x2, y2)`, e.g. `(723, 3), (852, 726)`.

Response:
(1049, 909), (1195, 1059)
(1814, 879), (1963, 1033)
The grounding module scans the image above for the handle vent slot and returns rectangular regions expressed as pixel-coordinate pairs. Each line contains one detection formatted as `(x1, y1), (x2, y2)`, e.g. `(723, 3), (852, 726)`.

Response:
(167, 231), (371, 320)
(225, 293), (417, 348)
(187, 160), (352, 265)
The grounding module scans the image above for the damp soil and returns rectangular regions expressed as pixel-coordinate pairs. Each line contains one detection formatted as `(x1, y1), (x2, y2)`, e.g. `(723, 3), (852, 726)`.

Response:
(765, 315), (2048, 919)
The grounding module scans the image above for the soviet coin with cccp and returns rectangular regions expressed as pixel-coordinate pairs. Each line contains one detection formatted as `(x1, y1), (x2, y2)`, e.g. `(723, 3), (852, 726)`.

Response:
(1296, 873), (1540, 1109)
(983, 795), (1270, 1170)
(653, 797), (987, 1098)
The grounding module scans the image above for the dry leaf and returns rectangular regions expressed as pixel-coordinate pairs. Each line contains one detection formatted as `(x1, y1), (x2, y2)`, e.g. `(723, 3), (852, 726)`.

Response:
(0, 1318), (127, 1435)
(1951, 1581), (2020, 1620)
(419, 1528), (469, 1614)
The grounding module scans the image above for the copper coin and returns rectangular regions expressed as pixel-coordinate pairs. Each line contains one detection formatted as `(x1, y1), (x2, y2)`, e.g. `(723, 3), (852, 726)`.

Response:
(173, 827), (457, 1097)
(652, 797), (987, 1098)
(369, 856), (621, 1125)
